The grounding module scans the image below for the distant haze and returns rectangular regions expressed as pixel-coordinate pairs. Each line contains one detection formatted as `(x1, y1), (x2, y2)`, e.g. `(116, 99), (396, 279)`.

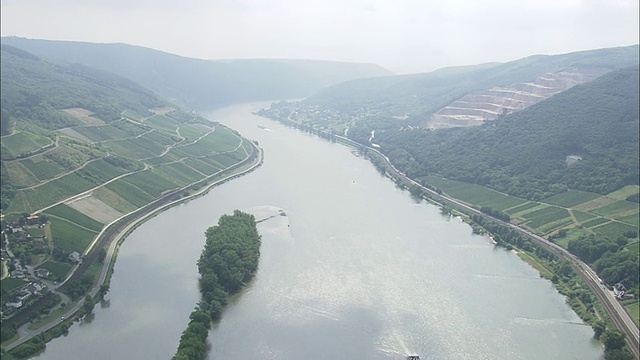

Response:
(1, 0), (638, 74)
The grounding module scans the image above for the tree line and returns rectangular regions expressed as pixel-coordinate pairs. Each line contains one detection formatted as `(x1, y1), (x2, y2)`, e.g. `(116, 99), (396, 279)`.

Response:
(172, 210), (261, 360)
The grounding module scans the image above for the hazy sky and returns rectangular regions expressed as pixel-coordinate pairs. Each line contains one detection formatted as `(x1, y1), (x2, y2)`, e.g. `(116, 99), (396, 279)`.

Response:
(1, 0), (638, 73)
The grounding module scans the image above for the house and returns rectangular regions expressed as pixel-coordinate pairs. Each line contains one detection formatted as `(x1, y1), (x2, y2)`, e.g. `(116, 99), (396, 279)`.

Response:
(10, 269), (25, 279)
(68, 251), (81, 263)
(613, 283), (627, 299)
(565, 155), (583, 167)
(5, 299), (22, 309)
(35, 268), (50, 278)
(25, 215), (39, 225)
(26, 282), (46, 295)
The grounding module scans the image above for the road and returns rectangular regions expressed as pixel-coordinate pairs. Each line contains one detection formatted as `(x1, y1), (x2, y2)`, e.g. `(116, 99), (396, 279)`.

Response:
(334, 135), (640, 359)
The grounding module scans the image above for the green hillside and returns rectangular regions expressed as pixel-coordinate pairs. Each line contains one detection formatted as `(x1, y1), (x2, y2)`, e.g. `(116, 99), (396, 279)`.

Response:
(0, 44), (256, 250)
(375, 66), (639, 201)
(1, 37), (392, 109)
(0, 44), (167, 131)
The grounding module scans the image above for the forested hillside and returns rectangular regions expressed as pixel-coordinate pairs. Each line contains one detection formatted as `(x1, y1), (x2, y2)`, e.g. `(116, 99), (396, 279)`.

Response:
(1, 37), (392, 109)
(375, 66), (640, 201)
(0, 44), (166, 131)
(302, 45), (639, 123)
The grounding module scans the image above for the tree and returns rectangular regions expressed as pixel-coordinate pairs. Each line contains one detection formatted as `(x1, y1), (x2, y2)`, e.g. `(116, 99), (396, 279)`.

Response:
(602, 329), (626, 351)
(592, 320), (606, 339)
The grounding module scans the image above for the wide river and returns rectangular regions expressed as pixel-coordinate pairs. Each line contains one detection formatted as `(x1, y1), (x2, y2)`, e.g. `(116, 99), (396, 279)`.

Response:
(33, 103), (602, 360)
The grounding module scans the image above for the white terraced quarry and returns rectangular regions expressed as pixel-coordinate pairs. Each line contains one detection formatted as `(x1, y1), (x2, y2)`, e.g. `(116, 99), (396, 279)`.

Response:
(426, 67), (609, 128)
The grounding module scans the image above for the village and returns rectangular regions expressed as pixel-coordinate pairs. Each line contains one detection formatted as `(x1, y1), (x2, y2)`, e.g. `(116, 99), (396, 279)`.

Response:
(1, 213), (80, 318)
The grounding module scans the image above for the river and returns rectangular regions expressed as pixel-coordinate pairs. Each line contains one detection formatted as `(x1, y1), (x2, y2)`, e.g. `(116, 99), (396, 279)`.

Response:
(32, 103), (603, 360)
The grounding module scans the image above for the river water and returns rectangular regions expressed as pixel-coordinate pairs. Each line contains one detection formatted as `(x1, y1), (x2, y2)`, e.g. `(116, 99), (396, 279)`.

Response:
(32, 103), (602, 360)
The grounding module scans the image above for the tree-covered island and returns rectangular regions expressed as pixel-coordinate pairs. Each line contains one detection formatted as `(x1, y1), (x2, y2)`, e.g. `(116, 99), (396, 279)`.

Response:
(172, 210), (261, 360)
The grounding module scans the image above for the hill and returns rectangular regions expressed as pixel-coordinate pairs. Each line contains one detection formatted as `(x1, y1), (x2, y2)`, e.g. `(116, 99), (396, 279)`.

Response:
(0, 37), (392, 109)
(375, 66), (640, 201)
(298, 44), (638, 128)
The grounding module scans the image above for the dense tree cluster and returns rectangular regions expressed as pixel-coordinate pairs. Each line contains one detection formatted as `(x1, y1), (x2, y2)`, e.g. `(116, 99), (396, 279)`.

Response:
(173, 210), (261, 360)
(567, 234), (638, 291)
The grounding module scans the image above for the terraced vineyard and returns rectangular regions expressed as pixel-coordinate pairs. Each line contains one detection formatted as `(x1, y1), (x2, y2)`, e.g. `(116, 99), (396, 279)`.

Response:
(2, 106), (256, 284)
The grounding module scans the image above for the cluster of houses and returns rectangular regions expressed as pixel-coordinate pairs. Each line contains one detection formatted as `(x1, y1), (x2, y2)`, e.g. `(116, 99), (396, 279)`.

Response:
(613, 283), (633, 300)
(3, 281), (48, 312)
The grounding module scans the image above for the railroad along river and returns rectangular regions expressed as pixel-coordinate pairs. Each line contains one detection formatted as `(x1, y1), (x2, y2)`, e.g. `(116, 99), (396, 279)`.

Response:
(33, 103), (603, 360)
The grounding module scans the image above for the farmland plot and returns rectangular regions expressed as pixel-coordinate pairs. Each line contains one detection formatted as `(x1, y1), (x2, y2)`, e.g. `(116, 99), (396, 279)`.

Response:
(541, 190), (602, 207)
(20, 156), (65, 180)
(1, 131), (53, 159)
(44, 204), (104, 232)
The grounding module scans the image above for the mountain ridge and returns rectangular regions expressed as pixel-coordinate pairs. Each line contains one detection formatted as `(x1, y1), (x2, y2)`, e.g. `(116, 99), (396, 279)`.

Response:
(1, 37), (393, 109)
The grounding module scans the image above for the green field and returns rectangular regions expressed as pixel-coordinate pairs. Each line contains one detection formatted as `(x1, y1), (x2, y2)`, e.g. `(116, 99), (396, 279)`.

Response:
(541, 190), (602, 208)
(4, 161), (40, 187)
(608, 185), (640, 200)
(20, 156), (65, 180)
(624, 301), (639, 327)
(72, 124), (131, 142)
(572, 210), (596, 223)
(423, 176), (527, 211)
(144, 151), (185, 166)
(140, 130), (177, 148)
(111, 120), (150, 136)
(80, 159), (129, 183)
(38, 260), (73, 281)
(536, 217), (575, 235)
(625, 241), (639, 253)
(154, 162), (205, 186)
(184, 158), (222, 176)
(7, 172), (96, 213)
(519, 206), (571, 230)
(44, 204), (104, 232)
(121, 109), (146, 121)
(105, 178), (155, 207)
(132, 137), (168, 156)
(92, 186), (138, 214)
(144, 115), (179, 133)
(591, 200), (639, 218)
(619, 213), (640, 227)
(581, 217), (610, 228)
(49, 217), (98, 253)
(210, 152), (244, 168)
(178, 123), (211, 142)
(0, 278), (28, 292)
(504, 201), (539, 215)
(592, 221), (638, 240)
(122, 169), (179, 198)
(100, 139), (158, 160)
(0, 131), (52, 160)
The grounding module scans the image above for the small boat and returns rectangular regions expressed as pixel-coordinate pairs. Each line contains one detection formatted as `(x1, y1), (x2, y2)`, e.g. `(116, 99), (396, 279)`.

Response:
(406, 356), (420, 360)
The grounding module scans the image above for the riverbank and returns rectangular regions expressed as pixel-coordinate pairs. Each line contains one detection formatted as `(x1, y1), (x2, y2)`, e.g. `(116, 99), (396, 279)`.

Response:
(2, 143), (263, 357)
